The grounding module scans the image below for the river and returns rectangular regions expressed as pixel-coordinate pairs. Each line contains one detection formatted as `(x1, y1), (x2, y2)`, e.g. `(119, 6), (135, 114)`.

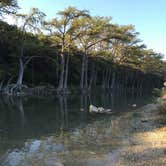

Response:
(0, 92), (153, 166)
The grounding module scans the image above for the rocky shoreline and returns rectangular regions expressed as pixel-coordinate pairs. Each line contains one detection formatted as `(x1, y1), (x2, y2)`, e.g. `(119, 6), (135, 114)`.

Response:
(82, 102), (166, 166)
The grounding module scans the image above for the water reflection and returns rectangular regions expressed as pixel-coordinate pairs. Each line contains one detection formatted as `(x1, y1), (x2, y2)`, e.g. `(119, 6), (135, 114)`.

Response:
(0, 92), (152, 165)
(58, 96), (69, 130)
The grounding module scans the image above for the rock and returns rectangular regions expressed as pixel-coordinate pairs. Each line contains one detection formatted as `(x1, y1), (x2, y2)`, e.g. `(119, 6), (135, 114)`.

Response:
(89, 105), (98, 113)
(89, 151), (96, 155)
(89, 105), (112, 114)
(80, 108), (85, 112)
(98, 107), (105, 113)
(163, 82), (166, 87)
(132, 104), (137, 107)
(141, 119), (148, 123)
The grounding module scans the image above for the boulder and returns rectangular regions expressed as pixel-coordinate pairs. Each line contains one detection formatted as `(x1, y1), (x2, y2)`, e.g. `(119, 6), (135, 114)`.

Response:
(89, 105), (98, 113)
(89, 105), (112, 114)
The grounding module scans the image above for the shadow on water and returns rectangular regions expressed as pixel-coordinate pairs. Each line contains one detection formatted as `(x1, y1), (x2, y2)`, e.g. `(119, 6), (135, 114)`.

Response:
(0, 90), (153, 165)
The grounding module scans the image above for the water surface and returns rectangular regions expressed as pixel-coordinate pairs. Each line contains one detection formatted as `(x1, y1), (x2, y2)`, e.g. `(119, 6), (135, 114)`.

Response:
(0, 92), (153, 166)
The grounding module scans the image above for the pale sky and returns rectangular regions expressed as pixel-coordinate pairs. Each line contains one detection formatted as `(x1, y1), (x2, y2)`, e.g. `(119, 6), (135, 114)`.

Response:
(12, 0), (166, 58)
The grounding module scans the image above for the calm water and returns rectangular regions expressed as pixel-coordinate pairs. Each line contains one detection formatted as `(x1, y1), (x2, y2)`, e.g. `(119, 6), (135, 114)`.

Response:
(0, 92), (153, 166)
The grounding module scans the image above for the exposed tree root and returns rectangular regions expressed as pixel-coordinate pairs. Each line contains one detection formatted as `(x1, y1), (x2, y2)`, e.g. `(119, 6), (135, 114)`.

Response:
(2, 84), (28, 96)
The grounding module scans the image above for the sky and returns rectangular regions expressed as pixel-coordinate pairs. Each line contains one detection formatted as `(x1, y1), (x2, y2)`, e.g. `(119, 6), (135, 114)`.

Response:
(14, 0), (166, 58)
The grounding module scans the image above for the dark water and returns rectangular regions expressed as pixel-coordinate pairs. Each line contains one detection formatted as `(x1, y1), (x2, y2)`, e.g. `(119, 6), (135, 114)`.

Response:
(0, 92), (153, 166)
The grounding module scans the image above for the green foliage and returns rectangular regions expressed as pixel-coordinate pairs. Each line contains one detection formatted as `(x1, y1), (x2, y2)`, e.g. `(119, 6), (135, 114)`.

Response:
(0, 0), (18, 16)
(0, 5), (166, 90)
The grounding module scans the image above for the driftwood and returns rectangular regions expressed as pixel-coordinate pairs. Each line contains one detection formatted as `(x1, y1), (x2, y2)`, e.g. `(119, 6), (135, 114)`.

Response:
(89, 105), (112, 114)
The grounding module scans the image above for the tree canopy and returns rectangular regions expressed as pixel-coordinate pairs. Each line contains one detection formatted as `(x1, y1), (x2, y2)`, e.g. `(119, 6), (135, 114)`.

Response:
(0, 3), (165, 94)
(0, 0), (18, 16)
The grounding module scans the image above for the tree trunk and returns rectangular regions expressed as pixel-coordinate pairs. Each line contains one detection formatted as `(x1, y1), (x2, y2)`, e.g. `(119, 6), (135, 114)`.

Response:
(85, 54), (88, 90)
(107, 70), (111, 89)
(58, 46), (65, 92)
(111, 71), (116, 90)
(102, 70), (106, 89)
(105, 70), (110, 89)
(64, 50), (69, 90)
(0, 80), (4, 91)
(88, 63), (95, 90)
(16, 44), (24, 87)
(80, 50), (86, 90)
(17, 50), (24, 86)
(93, 69), (97, 87)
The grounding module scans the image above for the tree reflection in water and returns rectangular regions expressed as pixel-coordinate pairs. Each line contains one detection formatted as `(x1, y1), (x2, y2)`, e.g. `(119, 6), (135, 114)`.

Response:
(0, 92), (152, 165)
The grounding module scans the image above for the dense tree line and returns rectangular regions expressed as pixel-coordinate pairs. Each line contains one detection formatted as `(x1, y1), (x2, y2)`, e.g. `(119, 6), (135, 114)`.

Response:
(0, 0), (165, 95)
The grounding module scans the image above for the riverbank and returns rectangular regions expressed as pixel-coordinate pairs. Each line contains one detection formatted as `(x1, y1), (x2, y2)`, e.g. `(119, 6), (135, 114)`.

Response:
(116, 103), (166, 166)
(0, 94), (165, 166)
(83, 103), (166, 166)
